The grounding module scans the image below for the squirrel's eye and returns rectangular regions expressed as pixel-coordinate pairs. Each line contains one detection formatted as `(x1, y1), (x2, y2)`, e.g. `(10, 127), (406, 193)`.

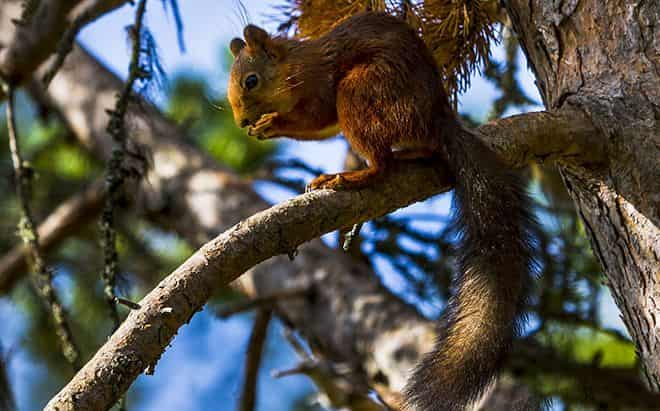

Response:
(244, 74), (259, 90)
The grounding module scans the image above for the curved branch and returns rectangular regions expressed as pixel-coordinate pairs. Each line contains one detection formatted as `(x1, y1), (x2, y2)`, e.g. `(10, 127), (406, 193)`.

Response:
(44, 159), (451, 410)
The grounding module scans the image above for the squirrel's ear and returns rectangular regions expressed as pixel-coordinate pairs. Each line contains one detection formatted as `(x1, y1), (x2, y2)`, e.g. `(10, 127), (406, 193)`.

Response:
(243, 25), (270, 49)
(230, 38), (246, 57)
(244, 24), (285, 61)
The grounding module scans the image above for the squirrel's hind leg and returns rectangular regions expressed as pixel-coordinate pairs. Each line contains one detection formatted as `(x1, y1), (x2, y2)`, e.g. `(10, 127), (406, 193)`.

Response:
(307, 153), (390, 191)
(307, 147), (440, 191)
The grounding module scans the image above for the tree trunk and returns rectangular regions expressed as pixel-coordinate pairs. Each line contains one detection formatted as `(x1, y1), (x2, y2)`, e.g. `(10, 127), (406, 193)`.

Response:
(505, 0), (660, 389)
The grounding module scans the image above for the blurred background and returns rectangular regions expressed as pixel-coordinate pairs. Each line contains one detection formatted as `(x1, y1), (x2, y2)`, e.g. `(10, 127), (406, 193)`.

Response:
(0, 1), (640, 410)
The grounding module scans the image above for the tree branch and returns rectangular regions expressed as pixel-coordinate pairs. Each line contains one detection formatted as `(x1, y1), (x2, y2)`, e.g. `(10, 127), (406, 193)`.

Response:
(4, 83), (81, 370)
(0, 0), (83, 84)
(276, 327), (389, 410)
(0, 0), (128, 95)
(44, 155), (452, 410)
(238, 309), (271, 411)
(478, 109), (603, 168)
(99, 0), (148, 336)
(216, 288), (309, 319)
(42, 0), (130, 87)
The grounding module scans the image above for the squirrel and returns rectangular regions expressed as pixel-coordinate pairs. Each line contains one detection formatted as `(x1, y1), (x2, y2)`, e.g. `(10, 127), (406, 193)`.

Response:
(227, 11), (537, 411)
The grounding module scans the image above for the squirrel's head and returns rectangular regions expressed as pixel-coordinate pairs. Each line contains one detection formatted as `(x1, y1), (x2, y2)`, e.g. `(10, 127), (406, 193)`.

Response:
(228, 25), (293, 128)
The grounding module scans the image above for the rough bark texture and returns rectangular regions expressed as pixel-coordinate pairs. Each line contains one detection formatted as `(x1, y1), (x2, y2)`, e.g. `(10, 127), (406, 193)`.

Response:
(504, 0), (660, 389)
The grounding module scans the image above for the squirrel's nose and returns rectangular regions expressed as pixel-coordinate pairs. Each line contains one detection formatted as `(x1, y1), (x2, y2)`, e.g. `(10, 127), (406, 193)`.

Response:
(239, 119), (250, 128)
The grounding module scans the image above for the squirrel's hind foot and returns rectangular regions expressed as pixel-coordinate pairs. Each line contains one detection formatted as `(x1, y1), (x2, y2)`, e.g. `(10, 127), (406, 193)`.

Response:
(306, 168), (383, 191)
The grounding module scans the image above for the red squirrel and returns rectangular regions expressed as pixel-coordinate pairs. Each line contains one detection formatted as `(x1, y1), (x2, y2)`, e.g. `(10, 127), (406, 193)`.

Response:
(227, 11), (537, 411)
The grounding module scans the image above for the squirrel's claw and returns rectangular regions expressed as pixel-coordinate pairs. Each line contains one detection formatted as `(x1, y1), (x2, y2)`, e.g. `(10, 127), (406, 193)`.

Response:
(247, 112), (279, 139)
(307, 173), (346, 191)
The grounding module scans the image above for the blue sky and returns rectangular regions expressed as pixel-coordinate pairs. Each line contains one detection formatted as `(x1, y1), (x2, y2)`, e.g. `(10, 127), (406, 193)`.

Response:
(0, 1), (627, 410)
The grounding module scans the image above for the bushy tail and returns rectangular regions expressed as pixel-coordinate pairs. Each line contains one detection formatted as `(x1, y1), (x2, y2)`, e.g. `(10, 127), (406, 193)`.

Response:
(403, 127), (538, 411)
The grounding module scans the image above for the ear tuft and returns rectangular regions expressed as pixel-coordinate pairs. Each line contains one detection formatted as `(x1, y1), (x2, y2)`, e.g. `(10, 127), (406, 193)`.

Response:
(243, 25), (270, 49)
(230, 38), (246, 57)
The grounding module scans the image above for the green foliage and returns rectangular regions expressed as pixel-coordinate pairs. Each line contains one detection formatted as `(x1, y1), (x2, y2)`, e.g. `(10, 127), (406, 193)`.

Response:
(539, 322), (636, 368)
(35, 142), (98, 181)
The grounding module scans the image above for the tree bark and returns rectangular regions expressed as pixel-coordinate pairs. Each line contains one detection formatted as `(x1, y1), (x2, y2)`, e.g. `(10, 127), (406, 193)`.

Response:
(504, 0), (660, 389)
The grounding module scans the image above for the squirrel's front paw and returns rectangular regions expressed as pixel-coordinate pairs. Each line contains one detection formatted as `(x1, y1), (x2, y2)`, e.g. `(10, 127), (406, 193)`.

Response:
(247, 112), (279, 139)
(306, 173), (346, 192)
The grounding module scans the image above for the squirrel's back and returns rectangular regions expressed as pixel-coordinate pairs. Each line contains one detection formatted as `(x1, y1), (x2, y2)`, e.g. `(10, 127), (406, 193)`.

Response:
(311, 12), (457, 157)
